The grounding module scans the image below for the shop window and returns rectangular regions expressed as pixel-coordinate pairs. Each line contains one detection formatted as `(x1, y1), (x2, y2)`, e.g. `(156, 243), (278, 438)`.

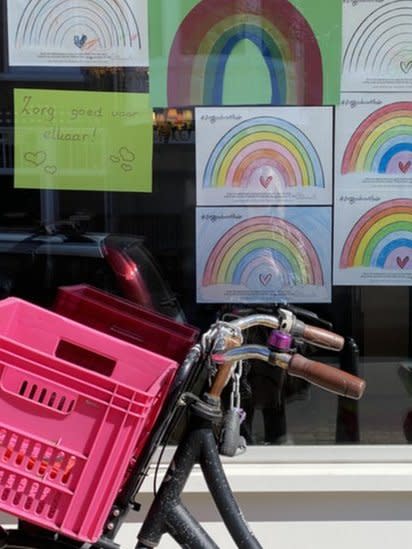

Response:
(0, 1), (412, 449)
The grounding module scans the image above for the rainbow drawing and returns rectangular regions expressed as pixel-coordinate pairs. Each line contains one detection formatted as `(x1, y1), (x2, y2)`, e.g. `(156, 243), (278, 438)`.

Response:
(14, 0), (141, 51)
(341, 102), (412, 174)
(167, 0), (323, 106)
(340, 199), (412, 270)
(203, 116), (324, 189)
(343, 0), (412, 76)
(202, 216), (324, 288)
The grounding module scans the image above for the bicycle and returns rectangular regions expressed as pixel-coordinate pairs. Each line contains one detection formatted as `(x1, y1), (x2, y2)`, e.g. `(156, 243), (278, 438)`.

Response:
(0, 296), (366, 549)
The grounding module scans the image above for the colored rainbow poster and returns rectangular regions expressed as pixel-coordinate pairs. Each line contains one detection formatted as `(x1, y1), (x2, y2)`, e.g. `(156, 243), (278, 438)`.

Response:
(196, 206), (332, 303)
(334, 193), (412, 285)
(342, 0), (412, 93)
(149, 0), (342, 107)
(7, 0), (148, 67)
(196, 107), (333, 206)
(336, 94), (412, 189)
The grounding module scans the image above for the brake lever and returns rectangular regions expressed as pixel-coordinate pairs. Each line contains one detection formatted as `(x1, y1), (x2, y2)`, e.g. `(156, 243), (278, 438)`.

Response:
(282, 304), (333, 331)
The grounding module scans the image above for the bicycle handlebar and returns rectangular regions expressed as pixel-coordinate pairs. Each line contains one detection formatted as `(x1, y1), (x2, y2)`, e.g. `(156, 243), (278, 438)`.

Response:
(228, 313), (344, 351)
(212, 345), (366, 400)
(288, 353), (365, 400)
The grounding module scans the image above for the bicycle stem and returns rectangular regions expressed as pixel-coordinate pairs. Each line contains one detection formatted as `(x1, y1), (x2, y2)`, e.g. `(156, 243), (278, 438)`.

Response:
(208, 335), (242, 399)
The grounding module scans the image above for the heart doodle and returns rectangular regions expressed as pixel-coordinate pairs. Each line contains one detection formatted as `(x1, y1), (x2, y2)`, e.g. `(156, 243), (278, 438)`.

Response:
(24, 151), (47, 167)
(121, 163), (133, 172)
(44, 165), (57, 175)
(259, 273), (272, 286)
(399, 161), (411, 174)
(397, 256), (410, 269)
(74, 34), (87, 49)
(119, 147), (135, 162)
(259, 175), (273, 189)
(400, 60), (412, 74)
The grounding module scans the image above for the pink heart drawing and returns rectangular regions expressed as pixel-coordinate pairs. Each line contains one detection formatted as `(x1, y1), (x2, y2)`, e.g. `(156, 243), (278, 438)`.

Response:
(259, 175), (273, 189)
(259, 273), (272, 286)
(397, 256), (410, 269)
(399, 161), (411, 174)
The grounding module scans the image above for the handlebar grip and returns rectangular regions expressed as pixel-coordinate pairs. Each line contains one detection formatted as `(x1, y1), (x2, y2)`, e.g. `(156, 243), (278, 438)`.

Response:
(301, 324), (345, 351)
(288, 354), (366, 399)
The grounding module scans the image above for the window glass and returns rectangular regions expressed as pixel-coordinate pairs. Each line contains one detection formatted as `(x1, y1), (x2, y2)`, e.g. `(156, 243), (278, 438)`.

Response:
(1, 1), (411, 447)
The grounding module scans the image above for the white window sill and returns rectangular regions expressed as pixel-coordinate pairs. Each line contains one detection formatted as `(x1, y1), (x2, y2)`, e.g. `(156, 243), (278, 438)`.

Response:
(140, 445), (412, 494)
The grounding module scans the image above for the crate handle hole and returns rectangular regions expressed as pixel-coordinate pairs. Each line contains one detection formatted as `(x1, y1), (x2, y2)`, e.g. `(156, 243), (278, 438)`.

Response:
(55, 340), (116, 377)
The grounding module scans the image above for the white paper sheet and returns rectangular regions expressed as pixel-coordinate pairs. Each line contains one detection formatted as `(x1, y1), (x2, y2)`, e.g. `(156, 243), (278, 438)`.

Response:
(196, 107), (333, 206)
(336, 93), (412, 189)
(334, 190), (412, 285)
(7, 0), (149, 67)
(342, 0), (412, 92)
(196, 206), (332, 303)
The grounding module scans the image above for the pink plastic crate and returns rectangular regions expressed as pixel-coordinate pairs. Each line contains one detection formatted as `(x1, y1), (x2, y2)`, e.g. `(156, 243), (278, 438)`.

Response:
(54, 284), (199, 364)
(54, 285), (199, 473)
(0, 298), (178, 542)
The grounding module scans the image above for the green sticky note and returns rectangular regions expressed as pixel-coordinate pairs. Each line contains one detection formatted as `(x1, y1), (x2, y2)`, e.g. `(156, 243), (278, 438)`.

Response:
(149, 0), (342, 107)
(14, 89), (153, 192)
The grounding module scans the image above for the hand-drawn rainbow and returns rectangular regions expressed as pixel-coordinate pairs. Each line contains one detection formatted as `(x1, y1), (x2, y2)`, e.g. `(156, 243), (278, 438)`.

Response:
(167, 0), (323, 106)
(202, 216), (324, 288)
(343, 0), (412, 76)
(203, 116), (324, 189)
(14, 0), (141, 51)
(340, 199), (412, 270)
(341, 102), (412, 174)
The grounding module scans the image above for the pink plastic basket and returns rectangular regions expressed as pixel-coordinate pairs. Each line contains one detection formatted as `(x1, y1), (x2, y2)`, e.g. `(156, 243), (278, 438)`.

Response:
(53, 284), (199, 464)
(0, 298), (178, 542)
(54, 284), (199, 364)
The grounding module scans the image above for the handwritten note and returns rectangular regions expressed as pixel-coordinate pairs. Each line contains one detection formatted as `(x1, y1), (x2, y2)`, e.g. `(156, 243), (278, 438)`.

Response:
(14, 89), (153, 192)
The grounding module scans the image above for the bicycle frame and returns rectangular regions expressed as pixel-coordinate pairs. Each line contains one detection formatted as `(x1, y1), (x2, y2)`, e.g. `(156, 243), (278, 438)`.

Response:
(136, 411), (262, 549)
